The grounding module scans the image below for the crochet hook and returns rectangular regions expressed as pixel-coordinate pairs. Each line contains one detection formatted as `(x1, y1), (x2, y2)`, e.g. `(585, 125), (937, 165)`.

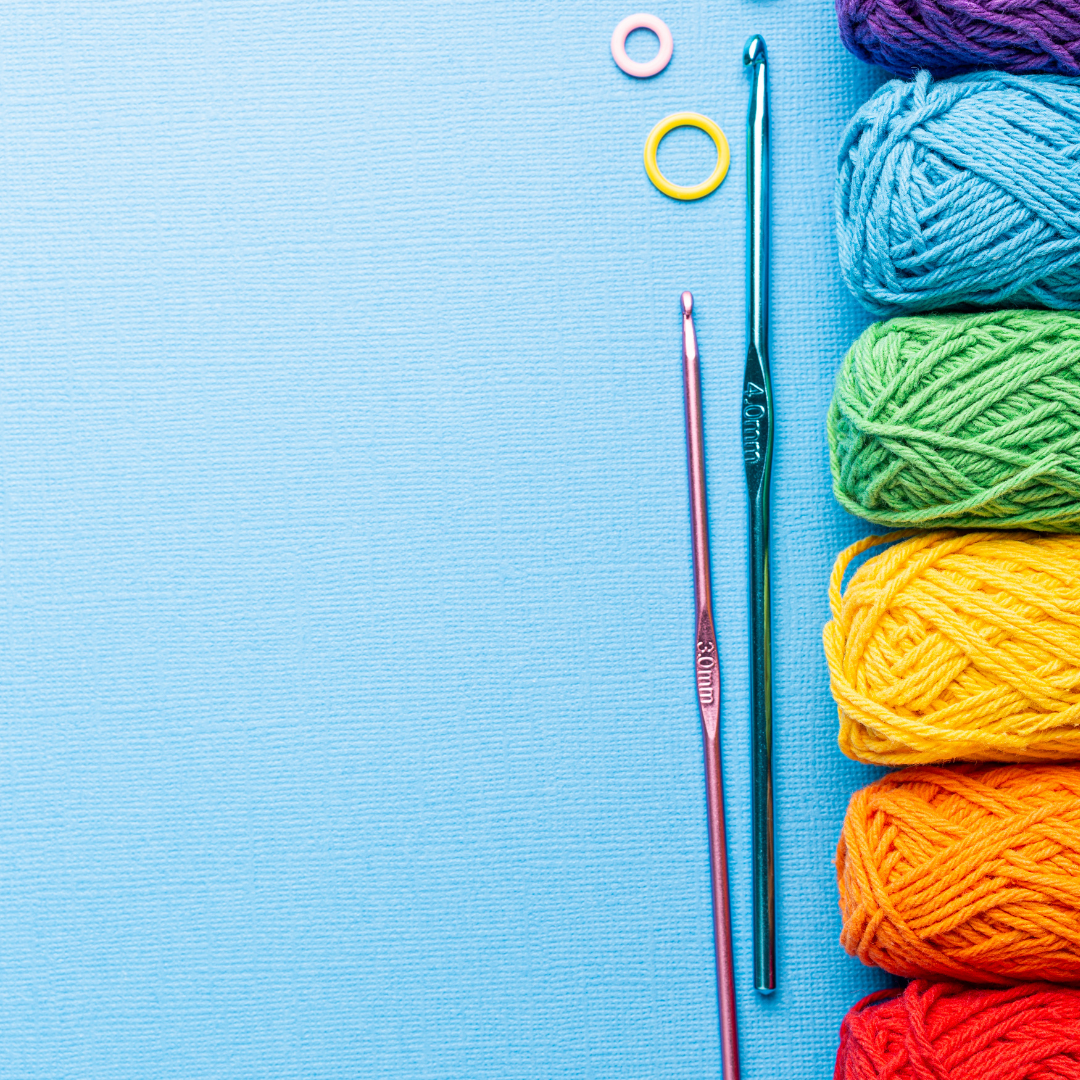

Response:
(743, 33), (775, 995)
(682, 291), (740, 1080)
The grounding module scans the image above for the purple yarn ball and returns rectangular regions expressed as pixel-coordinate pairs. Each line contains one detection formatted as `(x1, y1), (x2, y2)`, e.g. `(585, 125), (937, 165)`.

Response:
(837, 0), (1080, 78)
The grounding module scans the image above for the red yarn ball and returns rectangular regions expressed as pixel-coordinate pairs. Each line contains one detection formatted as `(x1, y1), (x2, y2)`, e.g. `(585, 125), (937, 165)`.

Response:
(836, 980), (1080, 1079)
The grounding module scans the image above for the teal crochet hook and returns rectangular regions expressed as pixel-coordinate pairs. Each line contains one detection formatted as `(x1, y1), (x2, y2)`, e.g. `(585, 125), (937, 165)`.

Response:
(742, 33), (775, 995)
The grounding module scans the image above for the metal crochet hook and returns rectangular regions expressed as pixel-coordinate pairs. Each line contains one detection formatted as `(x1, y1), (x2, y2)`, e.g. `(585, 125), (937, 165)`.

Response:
(682, 291), (740, 1080)
(742, 34), (775, 995)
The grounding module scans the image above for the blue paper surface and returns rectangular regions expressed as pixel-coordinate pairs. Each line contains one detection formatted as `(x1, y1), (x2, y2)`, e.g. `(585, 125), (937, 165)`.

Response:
(0, 2), (893, 1076)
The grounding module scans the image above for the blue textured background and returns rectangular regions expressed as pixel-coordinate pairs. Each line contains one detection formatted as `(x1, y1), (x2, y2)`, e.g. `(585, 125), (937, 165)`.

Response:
(0, 3), (893, 1076)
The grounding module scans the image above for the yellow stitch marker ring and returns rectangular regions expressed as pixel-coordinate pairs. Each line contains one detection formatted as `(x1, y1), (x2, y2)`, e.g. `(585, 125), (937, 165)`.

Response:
(644, 112), (730, 201)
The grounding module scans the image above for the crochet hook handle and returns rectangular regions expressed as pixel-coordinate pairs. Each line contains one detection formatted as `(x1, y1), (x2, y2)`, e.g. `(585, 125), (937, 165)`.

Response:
(682, 291), (741, 1080)
(743, 33), (775, 996)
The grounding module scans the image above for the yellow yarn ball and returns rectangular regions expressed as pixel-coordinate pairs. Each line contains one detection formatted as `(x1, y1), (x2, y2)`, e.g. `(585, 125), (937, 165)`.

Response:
(823, 530), (1080, 765)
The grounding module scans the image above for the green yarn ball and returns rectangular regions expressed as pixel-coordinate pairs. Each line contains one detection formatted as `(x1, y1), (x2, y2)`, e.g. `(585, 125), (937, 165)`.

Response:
(828, 310), (1080, 531)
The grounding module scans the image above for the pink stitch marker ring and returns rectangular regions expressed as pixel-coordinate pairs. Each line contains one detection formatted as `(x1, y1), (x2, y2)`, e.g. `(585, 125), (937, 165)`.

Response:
(611, 13), (673, 78)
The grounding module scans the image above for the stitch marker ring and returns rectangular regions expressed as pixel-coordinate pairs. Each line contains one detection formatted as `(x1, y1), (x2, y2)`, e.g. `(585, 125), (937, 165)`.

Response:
(644, 112), (730, 201)
(611, 13), (673, 78)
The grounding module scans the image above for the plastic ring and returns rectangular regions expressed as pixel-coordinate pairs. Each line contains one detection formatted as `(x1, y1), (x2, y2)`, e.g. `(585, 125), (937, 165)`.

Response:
(644, 112), (730, 201)
(611, 13), (673, 78)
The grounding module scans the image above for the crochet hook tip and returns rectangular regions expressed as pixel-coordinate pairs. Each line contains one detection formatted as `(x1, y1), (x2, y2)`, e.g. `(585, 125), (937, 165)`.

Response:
(681, 290), (694, 315)
(743, 34), (766, 66)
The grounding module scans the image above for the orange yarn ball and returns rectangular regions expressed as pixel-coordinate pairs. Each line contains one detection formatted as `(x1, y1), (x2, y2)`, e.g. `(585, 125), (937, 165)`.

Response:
(838, 763), (1080, 985)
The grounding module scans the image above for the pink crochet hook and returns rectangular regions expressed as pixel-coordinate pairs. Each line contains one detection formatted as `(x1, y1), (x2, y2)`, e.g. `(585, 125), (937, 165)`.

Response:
(682, 291), (740, 1080)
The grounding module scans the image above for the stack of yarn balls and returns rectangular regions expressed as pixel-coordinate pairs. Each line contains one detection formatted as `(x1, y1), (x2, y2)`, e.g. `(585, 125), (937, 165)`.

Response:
(824, 5), (1080, 1077)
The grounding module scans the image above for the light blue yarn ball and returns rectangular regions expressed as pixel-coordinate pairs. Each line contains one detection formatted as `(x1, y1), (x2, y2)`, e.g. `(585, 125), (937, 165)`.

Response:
(837, 70), (1080, 317)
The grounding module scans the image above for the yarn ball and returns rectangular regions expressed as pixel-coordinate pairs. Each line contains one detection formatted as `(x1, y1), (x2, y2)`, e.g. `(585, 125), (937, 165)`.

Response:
(837, 0), (1080, 79)
(837, 70), (1080, 317)
(828, 310), (1080, 532)
(823, 530), (1080, 765)
(837, 980), (1080, 1079)
(837, 764), (1080, 984)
